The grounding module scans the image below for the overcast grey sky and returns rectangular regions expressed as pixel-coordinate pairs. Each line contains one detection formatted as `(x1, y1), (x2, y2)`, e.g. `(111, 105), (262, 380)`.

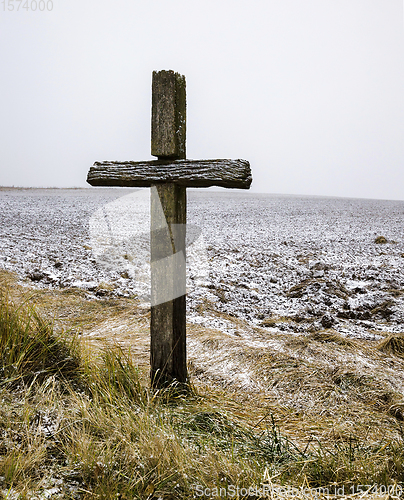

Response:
(0, 0), (403, 199)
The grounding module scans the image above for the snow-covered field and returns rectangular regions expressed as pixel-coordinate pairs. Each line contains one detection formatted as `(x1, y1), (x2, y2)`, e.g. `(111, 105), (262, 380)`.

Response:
(1, 187), (403, 340)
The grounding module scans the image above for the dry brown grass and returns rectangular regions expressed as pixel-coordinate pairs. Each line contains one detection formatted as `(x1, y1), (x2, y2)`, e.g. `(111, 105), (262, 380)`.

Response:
(378, 333), (404, 358)
(1, 270), (404, 498)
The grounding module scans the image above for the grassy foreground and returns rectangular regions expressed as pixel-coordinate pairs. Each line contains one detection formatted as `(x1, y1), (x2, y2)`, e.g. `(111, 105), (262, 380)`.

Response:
(0, 272), (404, 499)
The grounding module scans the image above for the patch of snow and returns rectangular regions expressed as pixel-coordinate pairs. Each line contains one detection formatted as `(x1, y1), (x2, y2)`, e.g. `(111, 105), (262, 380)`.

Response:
(1, 189), (404, 342)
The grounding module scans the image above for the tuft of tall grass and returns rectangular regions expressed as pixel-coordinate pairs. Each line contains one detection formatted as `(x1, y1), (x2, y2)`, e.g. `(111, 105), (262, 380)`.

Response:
(87, 346), (148, 406)
(0, 292), (81, 386)
(282, 436), (404, 488)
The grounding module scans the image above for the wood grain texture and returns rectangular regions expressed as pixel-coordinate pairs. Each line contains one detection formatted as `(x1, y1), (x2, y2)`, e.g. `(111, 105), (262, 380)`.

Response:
(151, 70), (186, 159)
(87, 159), (252, 189)
(150, 183), (187, 387)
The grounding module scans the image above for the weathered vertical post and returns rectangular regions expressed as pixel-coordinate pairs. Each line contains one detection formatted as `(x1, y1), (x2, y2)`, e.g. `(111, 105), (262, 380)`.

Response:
(150, 70), (187, 388)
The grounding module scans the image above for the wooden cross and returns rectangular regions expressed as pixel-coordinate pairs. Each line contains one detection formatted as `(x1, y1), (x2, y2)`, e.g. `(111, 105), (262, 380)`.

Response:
(87, 70), (252, 388)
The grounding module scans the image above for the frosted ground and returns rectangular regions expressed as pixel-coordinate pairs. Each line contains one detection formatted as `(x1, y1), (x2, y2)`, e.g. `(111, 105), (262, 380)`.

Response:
(1, 187), (404, 342)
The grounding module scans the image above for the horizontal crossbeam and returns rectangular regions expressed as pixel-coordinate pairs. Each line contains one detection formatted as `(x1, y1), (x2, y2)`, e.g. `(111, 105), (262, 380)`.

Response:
(87, 159), (252, 189)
